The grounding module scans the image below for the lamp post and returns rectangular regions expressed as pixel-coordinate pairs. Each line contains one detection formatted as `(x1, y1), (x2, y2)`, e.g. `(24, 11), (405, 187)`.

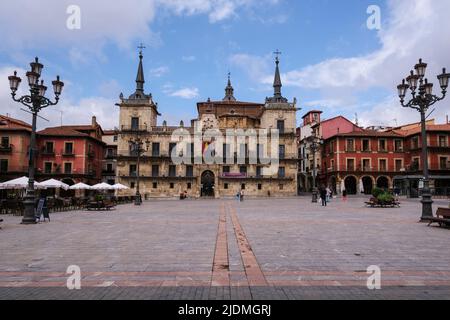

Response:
(8, 58), (64, 224)
(397, 59), (449, 221)
(308, 132), (324, 203)
(129, 137), (150, 206)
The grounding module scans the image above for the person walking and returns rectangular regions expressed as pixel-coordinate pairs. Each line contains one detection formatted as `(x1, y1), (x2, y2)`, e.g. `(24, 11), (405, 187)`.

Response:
(342, 189), (348, 202)
(240, 189), (245, 202)
(320, 187), (327, 207)
(326, 186), (332, 203)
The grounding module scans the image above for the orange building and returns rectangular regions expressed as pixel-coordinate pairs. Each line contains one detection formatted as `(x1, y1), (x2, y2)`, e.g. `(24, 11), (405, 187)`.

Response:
(0, 115), (31, 181)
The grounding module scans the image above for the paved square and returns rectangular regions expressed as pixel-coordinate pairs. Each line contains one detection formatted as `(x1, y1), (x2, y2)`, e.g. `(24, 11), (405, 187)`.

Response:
(0, 197), (449, 299)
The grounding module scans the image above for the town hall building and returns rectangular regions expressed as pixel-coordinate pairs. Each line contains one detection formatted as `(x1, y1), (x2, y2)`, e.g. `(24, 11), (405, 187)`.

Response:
(116, 50), (299, 199)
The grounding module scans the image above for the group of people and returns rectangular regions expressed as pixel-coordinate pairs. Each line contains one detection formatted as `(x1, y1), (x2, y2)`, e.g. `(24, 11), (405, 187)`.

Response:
(236, 189), (245, 202)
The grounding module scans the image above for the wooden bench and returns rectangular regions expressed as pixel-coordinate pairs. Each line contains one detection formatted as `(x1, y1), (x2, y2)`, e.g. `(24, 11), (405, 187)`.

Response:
(427, 207), (450, 228)
(365, 198), (401, 208)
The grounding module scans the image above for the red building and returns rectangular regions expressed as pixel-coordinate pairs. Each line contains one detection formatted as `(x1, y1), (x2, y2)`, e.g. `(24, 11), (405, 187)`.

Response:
(319, 119), (450, 197)
(35, 116), (106, 187)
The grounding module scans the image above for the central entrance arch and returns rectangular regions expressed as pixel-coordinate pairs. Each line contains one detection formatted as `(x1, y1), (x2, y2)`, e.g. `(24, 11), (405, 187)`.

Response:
(201, 171), (215, 197)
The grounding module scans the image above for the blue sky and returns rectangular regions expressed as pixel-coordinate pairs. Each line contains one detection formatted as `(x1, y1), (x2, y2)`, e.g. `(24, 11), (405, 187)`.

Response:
(0, 0), (448, 129)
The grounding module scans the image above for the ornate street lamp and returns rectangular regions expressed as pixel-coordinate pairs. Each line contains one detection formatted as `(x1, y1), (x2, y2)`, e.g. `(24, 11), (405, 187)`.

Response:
(397, 59), (449, 221)
(8, 58), (64, 224)
(307, 132), (324, 203)
(129, 137), (150, 206)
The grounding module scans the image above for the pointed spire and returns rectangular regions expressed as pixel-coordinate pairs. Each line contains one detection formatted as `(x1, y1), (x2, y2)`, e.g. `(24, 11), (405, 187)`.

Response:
(273, 50), (282, 99)
(135, 44), (146, 93)
(223, 72), (236, 102)
(267, 50), (288, 104)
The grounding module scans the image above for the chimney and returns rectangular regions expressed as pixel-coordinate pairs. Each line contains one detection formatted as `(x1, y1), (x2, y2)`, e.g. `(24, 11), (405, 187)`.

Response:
(92, 116), (97, 127)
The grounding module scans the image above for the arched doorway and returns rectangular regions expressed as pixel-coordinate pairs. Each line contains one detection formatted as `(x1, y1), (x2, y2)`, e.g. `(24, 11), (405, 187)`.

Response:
(362, 176), (374, 195)
(344, 176), (357, 195)
(201, 171), (215, 197)
(377, 176), (389, 190)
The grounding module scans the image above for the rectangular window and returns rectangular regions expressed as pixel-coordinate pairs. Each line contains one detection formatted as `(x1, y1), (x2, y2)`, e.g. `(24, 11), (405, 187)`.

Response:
(347, 159), (355, 171)
(439, 135), (447, 147)
(278, 167), (286, 178)
(346, 139), (355, 152)
(44, 162), (52, 174)
(1, 137), (9, 147)
(113, 135), (118, 142)
(279, 145), (285, 159)
(224, 183), (229, 190)
(240, 166), (247, 175)
(64, 142), (73, 155)
(277, 120), (285, 134)
(257, 144), (264, 161)
(362, 159), (371, 171)
(258, 183), (262, 190)
(152, 182), (158, 189)
(187, 183), (192, 189)
(170, 183), (174, 189)
(169, 165), (177, 177)
(411, 136), (419, 149)
(394, 139), (403, 152)
(241, 184), (246, 190)
(362, 139), (370, 152)
(130, 182), (135, 189)
(131, 117), (139, 130)
(0, 159), (8, 173)
(395, 159), (403, 172)
(379, 139), (387, 152)
(186, 165), (193, 177)
(440, 157), (449, 170)
(45, 141), (54, 153)
(107, 148), (115, 158)
(107, 163), (113, 172)
(152, 143), (160, 157)
(129, 165), (137, 177)
(152, 165), (159, 177)
(169, 143), (177, 156)
(64, 163), (72, 174)
(279, 184), (284, 190)
(223, 166), (230, 174)
(256, 166), (262, 177)
(379, 159), (387, 172)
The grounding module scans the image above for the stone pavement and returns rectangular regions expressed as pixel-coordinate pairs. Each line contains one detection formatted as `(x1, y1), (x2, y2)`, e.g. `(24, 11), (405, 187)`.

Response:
(0, 197), (449, 300)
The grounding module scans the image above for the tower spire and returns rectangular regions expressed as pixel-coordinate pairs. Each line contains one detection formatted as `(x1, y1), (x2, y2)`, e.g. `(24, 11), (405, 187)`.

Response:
(135, 43), (146, 93)
(273, 50), (282, 99)
(267, 50), (287, 103)
(223, 72), (236, 101)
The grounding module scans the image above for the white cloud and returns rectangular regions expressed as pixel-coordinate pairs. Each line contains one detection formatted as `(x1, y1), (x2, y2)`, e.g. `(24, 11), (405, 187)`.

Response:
(169, 87), (200, 99)
(149, 66), (170, 78)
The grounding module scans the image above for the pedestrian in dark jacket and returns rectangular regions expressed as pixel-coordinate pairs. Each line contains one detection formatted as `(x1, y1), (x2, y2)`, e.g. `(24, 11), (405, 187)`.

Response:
(320, 188), (327, 207)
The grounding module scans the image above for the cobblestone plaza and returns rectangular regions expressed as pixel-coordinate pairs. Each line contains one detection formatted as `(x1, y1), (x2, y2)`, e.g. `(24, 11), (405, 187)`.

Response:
(0, 197), (449, 300)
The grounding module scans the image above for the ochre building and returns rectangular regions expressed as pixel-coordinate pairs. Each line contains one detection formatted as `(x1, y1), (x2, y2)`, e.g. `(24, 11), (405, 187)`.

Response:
(116, 51), (299, 198)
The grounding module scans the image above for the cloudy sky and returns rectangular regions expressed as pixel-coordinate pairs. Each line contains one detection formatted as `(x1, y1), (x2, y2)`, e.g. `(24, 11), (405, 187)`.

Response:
(0, 0), (449, 130)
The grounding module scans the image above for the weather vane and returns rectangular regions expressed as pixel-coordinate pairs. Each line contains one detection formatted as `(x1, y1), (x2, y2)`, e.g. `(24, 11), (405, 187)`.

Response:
(274, 49), (282, 62)
(138, 43), (146, 54)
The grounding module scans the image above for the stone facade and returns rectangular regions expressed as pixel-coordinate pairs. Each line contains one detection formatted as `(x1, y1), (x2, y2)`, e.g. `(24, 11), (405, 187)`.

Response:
(117, 52), (299, 199)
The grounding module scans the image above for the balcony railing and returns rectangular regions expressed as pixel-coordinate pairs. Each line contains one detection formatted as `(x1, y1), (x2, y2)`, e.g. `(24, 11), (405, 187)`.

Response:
(0, 144), (12, 153)
(41, 148), (55, 156)
(62, 149), (75, 157)
(121, 125), (148, 132)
